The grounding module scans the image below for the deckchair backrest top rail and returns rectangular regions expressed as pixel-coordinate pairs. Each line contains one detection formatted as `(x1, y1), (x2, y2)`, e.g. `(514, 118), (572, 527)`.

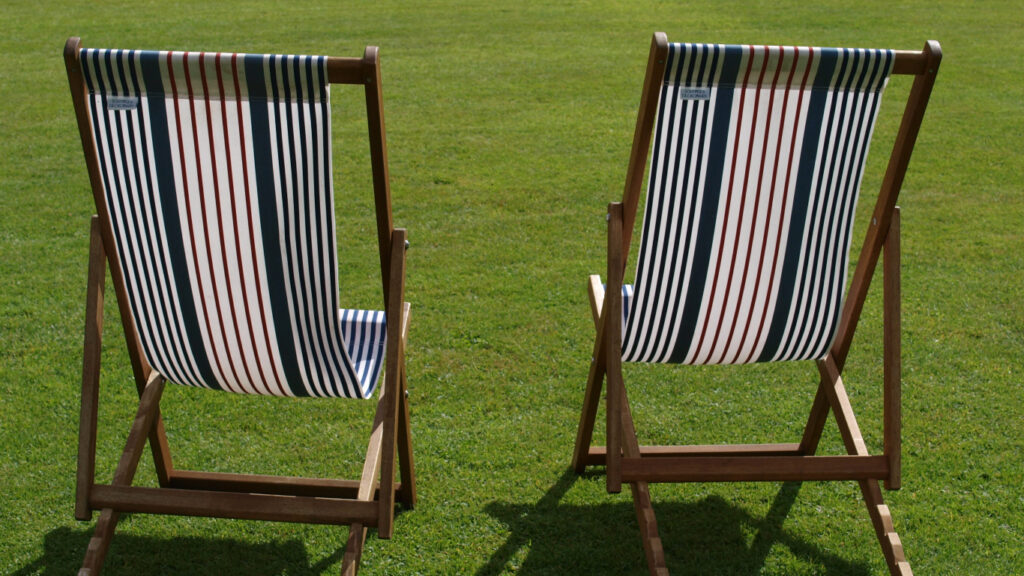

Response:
(621, 41), (896, 365)
(66, 40), (394, 398)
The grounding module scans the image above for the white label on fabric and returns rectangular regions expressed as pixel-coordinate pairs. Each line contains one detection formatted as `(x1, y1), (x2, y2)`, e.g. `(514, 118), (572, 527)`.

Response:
(679, 87), (711, 100)
(107, 96), (139, 111)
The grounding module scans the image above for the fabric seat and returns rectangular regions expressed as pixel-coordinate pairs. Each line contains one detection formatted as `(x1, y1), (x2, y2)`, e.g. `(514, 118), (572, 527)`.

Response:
(77, 47), (385, 399)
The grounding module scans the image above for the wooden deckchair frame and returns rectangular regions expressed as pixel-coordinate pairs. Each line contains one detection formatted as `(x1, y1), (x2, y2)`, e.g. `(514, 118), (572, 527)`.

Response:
(571, 33), (940, 576)
(64, 37), (416, 576)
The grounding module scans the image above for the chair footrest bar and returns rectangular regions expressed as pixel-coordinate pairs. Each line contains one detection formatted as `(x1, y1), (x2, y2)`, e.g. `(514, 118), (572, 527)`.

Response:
(90, 484), (378, 526)
(168, 469), (403, 500)
(585, 443), (803, 466)
(621, 455), (890, 483)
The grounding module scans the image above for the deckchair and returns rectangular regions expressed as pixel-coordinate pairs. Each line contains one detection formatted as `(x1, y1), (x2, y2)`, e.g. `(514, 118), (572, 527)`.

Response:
(572, 33), (940, 575)
(64, 37), (415, 575)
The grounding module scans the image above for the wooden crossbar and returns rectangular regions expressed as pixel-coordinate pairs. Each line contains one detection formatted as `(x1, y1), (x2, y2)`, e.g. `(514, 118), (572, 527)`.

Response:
(620, 455), (890, 483)
(90, 485), (379, 525)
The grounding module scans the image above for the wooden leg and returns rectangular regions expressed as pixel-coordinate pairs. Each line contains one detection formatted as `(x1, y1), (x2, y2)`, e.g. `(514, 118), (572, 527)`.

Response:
(79, 509), (120, 576)
(76, 217), (105, 521)
(397, 358), (416, 509)
(572, 319), (607, 473)
(819, 356), (910, 575)
(378, 229), (407, 539)
(573, 275), (609, 474)
(860, 480), (912, 575)
(817, 357), (869, 457)
(343, 418), (383, 576)
(605, 355), (622, 494)
(341, 524), (368, 576)
(341, 311), (398, 573)
(620, 382), (668, 576)
(147, 412), (174, 487)
(605, 203), (625, 494)
(798, 377), (832, 456)
(377, 369), (399, 539)
(79, 374), (166, 575)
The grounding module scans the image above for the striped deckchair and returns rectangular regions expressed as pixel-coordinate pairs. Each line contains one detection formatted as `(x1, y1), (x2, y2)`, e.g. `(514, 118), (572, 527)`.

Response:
(64, 37), (415, 576)
(572, 33), (940, 576)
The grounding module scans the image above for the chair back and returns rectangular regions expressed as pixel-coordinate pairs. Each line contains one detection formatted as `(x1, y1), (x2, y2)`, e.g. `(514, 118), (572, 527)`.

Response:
(623, 43), (894, 365)
(77, 48), (383, 398)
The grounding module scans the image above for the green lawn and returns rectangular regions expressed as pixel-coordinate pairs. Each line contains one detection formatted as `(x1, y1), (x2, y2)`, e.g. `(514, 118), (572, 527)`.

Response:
(1, 1), (1021, 574)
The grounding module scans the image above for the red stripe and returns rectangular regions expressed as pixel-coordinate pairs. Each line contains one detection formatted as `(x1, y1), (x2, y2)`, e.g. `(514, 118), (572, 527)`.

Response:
(693, 44), (757, 362)
(210, 52), (265, 395)
(741, 47), (816, 363)
(692, 45), (757, 358)
(716, 45), (778, 358)
(720, 46), (787, 362)
(167, 52), (234, 391)
(230, 54), (287, 396)
(194, 52), (247, 393)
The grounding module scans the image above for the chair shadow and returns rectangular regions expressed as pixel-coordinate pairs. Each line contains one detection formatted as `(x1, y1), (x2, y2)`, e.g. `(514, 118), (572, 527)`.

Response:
(10, 526), (342, 576)
(479, 469), (872, 576)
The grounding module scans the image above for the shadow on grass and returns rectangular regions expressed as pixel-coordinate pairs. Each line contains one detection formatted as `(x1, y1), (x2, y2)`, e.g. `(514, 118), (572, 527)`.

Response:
(10, 526), (341, 576)
(479, 469), (872, 576)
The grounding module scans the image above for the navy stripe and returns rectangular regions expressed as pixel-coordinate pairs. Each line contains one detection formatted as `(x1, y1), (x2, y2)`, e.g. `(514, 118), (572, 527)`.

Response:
(140, 50), (220, 389)
(92, 52), (153, 365)
(785, 49), (847, 360)
(813, 50), (891, 355)
(246, 54), (306, 396)
(757, 49), (837, 362)
(648, 45), (688, 359)
(276, 55), (325, 397)
(294, 56), (334, 396)
(667, 44), (739, 362)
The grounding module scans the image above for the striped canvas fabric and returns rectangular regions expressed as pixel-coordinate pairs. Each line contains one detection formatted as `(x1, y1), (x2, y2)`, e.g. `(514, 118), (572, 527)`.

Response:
(81, 48), (386, 398)
(622, 43), (894, 365)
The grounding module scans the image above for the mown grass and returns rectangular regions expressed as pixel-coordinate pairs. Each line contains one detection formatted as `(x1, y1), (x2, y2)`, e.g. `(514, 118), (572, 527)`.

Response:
(1, 1), (1021, 574)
